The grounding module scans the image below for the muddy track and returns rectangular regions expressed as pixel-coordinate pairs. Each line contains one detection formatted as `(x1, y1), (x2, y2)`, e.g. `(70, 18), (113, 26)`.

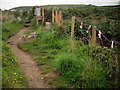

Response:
(7, 28), (50, 88)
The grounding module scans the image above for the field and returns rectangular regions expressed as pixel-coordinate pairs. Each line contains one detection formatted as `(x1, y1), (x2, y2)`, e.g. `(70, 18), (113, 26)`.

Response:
(2, 5), (120, 88)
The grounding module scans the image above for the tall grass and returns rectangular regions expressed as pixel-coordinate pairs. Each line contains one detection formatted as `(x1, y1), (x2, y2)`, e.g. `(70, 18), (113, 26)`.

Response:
(2, 21), (24, 41)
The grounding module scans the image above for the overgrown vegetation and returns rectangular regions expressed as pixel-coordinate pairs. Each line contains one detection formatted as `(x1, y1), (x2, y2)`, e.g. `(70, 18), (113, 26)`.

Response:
(19, 23), (120, 88)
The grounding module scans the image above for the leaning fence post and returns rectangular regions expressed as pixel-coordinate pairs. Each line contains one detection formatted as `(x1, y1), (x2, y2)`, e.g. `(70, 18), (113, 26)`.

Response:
(91, 26), (96, 46)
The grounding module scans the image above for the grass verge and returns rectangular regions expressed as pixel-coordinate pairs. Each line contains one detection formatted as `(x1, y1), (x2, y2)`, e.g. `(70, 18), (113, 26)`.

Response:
(2, 21), (24, 41)
(2, 21), (27, 88)
(2, 42), (27, 88)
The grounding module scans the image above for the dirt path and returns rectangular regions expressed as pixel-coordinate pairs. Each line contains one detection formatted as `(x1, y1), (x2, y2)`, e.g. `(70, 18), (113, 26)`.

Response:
(7, 28), (50, 88)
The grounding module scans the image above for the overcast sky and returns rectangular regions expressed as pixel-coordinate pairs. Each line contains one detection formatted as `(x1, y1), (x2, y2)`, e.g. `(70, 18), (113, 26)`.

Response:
(1, 0), (120, 10)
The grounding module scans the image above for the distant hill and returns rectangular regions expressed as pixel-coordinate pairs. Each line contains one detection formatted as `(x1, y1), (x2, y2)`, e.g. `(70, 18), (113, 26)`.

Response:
(9, 4), (97, 11)
(44, 4), (97, 9)
(9, 4), (120, 12)
(10, 6), (34, 11)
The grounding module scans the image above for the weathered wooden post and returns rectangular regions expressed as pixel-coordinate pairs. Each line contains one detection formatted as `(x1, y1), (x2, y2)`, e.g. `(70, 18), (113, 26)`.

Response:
(42, 7), (44, 24)
(58, 10), (61, 27)
(52, 9), (55, 22)
(55, 10), (58, 24)
(71, 16), (75, 39)
(71, 16), (75, 51)
(36, 17), (38, 25)
(91, 26), (96, 46)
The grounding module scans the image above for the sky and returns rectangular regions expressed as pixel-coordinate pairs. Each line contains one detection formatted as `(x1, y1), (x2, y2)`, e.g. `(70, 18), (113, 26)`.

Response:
(1, 0), (120, 10)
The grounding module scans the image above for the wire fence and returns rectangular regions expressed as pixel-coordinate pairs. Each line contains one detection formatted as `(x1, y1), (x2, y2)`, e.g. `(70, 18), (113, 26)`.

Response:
(73, 21), (120, 48)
